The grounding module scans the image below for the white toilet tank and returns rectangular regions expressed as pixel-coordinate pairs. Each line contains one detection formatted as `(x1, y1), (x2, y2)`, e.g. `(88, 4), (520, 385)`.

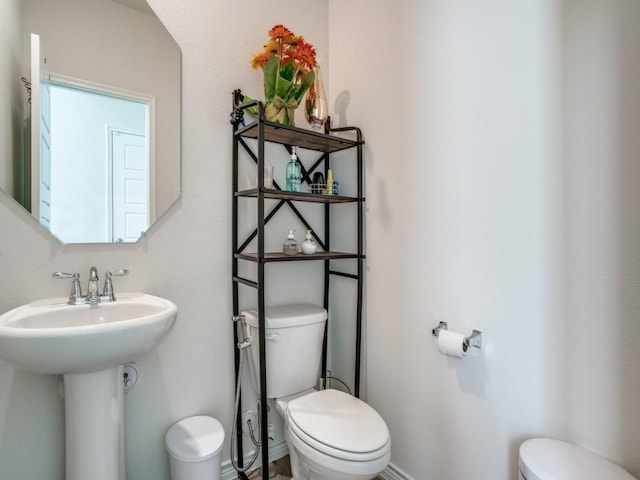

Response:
(242, 304), (327, 399)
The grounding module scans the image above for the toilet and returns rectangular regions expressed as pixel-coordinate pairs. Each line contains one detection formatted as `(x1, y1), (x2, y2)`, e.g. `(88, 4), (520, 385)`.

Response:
(243, 304), (391, 480)
(165, 415), (225, 480)
(519, 438), (637, 480)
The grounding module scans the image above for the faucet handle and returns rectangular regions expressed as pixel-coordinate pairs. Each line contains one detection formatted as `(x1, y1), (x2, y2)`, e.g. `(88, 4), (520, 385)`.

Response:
(52, 271), (76, 279)
(52, 272), (83, 304)
(107, 269), (129, 277)
(102, 269), (129, 301)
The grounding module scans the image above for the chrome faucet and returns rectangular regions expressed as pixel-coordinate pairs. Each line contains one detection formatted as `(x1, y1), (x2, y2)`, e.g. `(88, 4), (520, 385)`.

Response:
(86, 266), (101, 305)
(53, 267), (129, 305)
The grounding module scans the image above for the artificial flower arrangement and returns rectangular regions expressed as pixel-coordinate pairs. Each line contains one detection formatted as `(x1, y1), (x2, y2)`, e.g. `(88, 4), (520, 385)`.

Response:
(248, 24), (317, 126)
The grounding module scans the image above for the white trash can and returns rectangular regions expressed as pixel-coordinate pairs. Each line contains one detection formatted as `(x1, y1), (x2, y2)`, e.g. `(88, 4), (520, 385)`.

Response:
(165, 416), (225, 480)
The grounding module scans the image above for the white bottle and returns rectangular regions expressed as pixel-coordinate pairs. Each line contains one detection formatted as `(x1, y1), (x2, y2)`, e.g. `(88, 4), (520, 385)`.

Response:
(301, 230), (317, 255)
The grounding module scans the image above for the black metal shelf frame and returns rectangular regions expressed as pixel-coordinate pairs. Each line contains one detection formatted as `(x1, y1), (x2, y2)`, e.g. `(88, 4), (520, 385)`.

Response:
(230, 89), (365, 480)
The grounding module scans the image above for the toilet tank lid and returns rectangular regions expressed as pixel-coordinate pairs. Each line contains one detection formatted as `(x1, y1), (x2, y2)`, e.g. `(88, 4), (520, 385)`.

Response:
(242, 303), (327, 329)
(165, 416), (225, 463)
(519, 438), (637, 480)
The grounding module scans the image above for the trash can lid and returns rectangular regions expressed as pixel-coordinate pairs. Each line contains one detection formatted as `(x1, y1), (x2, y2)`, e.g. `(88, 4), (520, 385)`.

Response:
(165, 416), (225, 463)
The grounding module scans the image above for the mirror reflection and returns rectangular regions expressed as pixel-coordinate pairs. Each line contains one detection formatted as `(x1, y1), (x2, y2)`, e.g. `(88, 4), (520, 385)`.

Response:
(0, 0), (181, 243)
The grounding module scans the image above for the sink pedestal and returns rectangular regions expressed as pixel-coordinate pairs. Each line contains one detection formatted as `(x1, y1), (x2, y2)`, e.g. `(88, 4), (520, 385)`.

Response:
(0, 293), (178, 480)
(64, 366), (125, 480)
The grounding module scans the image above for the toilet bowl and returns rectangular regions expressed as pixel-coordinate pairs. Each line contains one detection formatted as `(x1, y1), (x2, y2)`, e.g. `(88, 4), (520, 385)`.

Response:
(277, 389), (391, 480)
(242, 304), (391, 480)
(519, 438), (637, 480)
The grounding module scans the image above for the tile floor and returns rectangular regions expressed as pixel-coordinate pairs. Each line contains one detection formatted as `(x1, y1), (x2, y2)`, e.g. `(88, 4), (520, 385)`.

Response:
(243, 455), (291, 479)
(236, 455), (384, 480)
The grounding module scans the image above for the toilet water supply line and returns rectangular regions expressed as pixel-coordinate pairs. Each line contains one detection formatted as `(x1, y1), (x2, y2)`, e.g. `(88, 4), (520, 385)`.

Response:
(231, 315), (262, 473)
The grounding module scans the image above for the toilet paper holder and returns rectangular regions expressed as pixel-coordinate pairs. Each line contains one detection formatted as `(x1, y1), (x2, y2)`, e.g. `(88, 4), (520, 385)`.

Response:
(432, 322), (483, 350)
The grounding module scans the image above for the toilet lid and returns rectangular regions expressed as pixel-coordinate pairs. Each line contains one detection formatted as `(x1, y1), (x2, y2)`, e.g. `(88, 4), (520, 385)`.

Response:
(288, 389), (389, 455)
(519, 438), (637, 480)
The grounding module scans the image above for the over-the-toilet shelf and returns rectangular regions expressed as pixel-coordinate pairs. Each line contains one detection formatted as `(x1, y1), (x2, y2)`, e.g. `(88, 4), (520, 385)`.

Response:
(230, 89), (366, 480)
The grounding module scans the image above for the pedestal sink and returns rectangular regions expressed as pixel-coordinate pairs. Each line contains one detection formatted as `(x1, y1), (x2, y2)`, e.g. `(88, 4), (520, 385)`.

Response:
(0, 293), (177, 480)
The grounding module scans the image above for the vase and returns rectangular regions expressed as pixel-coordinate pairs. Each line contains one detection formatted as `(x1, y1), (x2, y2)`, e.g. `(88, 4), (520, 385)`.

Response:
(305, 66), (328, 131)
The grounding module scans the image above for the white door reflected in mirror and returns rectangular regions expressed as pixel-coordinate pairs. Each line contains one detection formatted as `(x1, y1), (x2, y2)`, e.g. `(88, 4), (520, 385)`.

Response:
(43, 79), (153, 243)
(110, 128), (149, 243)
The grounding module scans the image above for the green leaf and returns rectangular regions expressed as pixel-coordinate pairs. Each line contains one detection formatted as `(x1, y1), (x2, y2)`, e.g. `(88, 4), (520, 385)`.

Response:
(241, 94), (259, 115)
(280, 61), (294, 82)
(263, 56), (279, 102)
(275, 73), (292, 99)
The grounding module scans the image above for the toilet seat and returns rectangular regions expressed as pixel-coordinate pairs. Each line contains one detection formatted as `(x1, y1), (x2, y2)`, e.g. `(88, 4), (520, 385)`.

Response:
(286, 389), (390, 462)
(520, 438), (637, 480)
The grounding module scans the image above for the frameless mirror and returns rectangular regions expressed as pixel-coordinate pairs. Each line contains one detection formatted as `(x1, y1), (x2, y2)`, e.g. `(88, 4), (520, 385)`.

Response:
(0, 0), (181, 244)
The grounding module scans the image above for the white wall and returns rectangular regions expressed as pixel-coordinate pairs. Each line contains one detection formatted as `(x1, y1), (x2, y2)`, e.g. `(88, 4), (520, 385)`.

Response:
(559, 0), (640, 469)
(329, 0), (640, 479)
(0, 1), (329, 479)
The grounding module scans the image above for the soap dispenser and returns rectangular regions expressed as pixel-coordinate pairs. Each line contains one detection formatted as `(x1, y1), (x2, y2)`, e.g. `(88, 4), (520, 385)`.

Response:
(302, 230), (317, 255)
(286, 147), (302, 192)
(283, 229), (298, 255)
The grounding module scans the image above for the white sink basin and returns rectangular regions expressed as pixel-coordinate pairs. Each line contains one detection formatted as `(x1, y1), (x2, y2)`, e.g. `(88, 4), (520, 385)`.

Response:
(0, 293), (177, 374)
(0, 292), (177, 480)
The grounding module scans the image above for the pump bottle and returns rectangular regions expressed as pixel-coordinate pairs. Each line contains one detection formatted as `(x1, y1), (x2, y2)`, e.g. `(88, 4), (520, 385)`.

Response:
(286, 147), (302, 192)
(302, 230), (317, 254)
(283, 229), (298, 255)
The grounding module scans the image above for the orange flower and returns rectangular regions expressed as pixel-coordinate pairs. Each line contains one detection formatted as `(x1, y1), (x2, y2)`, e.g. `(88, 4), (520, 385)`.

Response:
(250, 52), (271, 69)
(293, 40), (317, 70)
(252, 25), (317, 71)
(263, 40), (280, 56)
(268, 24), (294, 42)
(248, 24), (318, 117)
(285, 35), (305, 47)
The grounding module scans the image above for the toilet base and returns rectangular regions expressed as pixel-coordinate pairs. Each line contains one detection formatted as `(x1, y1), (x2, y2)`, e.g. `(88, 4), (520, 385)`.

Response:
(275, 390), (390, 480)
(285, 423), (389, 480)
(288, 444), (383, 480)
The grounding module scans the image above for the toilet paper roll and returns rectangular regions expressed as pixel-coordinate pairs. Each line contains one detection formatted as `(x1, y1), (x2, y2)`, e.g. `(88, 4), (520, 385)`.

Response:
(437, 330), (468, 357)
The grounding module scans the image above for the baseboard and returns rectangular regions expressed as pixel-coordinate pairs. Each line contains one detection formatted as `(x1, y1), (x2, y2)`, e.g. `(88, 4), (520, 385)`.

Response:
(380, 462), (413, 480)
(221, 440), (289, 480)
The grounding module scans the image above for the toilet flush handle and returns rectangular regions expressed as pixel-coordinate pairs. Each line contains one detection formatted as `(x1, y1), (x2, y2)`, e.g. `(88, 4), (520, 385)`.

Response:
(265, 333), (280, 343)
